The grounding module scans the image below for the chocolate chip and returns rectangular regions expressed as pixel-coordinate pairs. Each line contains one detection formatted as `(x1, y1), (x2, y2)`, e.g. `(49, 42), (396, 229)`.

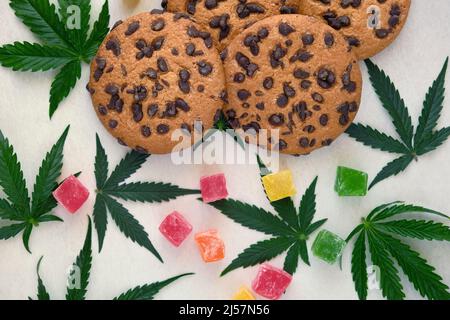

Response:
(164, 101), (177, 117)
(302, 33), (315, 46)
(319, 114), (329, 126)
(269, 113), (285, 126)
(279, 22), (295, 36)
(276, 94), (289, 108)
(294, 68), (310, 79)
(98, 105), (107, 115)
(339, 113), (350, 125)
(283, 83), (296, 98)
(300, 80), (312, 89)
(147, 104), (159, 117)
(132, 103), (143, 122)
(197, 60), (213, 76)
(234, 72), (245, 83)
(263, 77), (274, 90)
(317, 68), (336, 89)
(105, 84), (119, 95)
(96, 58), (106, 70)
(109, 119), (118, 129)
(157, 124), (170, 134)
(175, 98), (190, 112)
(237, 89), (251, 101)
(125, 21), (140, 36)
(151, 18), (166, 31)
(375, 28), (390, 39)
(312, 92), (324, 103)
(299, 137), (310, 148)
(151, 36), (165, 50)
(257, 27), (269, 39)
(256, 102), (265, 110)
(157, 57), (169, 72)
(106, 38), (121, 56)
(141, 126), (151, 137)
(303, 125), (315, 133)
(324, 32), (335, 47)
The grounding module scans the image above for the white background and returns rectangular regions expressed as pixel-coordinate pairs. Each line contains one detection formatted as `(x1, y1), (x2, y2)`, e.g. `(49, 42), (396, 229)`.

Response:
(0, 0), (449, 300)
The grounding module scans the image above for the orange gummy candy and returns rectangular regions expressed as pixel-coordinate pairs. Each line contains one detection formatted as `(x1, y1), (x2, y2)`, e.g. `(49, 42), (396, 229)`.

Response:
(195, 230), (225, 263)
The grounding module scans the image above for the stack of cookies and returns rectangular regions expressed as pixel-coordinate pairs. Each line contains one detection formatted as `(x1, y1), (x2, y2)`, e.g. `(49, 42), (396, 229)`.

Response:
(88, 0), (410, 155)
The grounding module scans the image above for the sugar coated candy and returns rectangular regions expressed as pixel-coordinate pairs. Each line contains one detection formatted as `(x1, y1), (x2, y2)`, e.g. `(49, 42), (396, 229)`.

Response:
(200, 173), (228, 203)
(262, 170), (297, 202)
(334, 166), (368, 196)
(195, 230), (225, 263)
(53, 175), (89, 214)
(233, 286), (255, 300)
(252, 264), (292, 300)
(312, 229), (346, 264)
(159, 211), (193, 247)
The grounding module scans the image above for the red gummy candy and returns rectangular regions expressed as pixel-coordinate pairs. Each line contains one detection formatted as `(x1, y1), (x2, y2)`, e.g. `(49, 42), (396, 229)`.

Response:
(53, 175), (89, 214)
(252, 264), (292, 300)
(159, 211), (193, 247)
(200, 173), (228, 203)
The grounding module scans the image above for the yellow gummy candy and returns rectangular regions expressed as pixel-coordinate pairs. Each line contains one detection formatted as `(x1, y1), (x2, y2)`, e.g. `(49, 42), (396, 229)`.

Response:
(262, 170), (297, 202)
(233, 286), (255, 300)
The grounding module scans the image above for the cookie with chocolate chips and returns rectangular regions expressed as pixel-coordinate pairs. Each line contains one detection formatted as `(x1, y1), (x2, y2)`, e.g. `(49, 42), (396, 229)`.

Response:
(88, 11), (226, 154)
(163, 0), (300, 51)
(298, 0), (410, 59)
(223, 15), (362, 155)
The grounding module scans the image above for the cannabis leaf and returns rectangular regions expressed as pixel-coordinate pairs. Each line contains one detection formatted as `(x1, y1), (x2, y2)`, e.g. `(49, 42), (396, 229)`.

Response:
(346, 58), (450, 189)
(0, 126), (71, 252)
(93, 135), (200, 261)
(0, 0), (111, 117)
(346, 202), (450, 300)
(32, 217), (193, 300)
(205, 156), (327, 276)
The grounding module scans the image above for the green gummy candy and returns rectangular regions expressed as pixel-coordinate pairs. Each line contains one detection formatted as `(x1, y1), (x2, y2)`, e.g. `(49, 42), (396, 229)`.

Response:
(312, 230), (346, 264)
(334, 166), (368, 196)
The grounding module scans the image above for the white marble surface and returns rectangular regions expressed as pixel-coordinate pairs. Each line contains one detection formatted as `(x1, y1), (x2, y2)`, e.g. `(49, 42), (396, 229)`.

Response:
(0, 0), (449, 300)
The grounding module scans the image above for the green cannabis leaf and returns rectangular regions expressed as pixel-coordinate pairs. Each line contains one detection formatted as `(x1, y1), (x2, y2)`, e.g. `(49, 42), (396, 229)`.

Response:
(346, 58), (450, 189)
(205, 156), (327, 276)
(0, 0), (111, 117)
(31, 217), (193, 300)
(346, 202), (450, 300)
(93, 134), (200, 262)
(0, 126), (72, 252)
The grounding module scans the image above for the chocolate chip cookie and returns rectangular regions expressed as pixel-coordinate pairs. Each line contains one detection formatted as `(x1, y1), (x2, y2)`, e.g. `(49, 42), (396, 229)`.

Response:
(222, 14), (362, 155)
(298, 0), (411, 59)
(88, 11), (226, 154)
(163, 0), (301, 51)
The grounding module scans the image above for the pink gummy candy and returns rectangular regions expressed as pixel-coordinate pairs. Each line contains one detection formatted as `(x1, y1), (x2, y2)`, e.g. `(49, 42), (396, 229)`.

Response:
(159, 211), (193, 247)
(53, 175), (90, 214)
(200, 174), (228, 203)
(252, 264), (293, 300)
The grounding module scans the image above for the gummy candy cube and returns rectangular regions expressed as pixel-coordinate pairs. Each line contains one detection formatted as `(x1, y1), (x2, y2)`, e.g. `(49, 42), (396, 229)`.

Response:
(262, 170), (297, 202)
(312, 230), (346, 264)
(195, 230), (225, 263)
(252, 264), (292, 300)
(334, 166), (368, 196)
(53, 175), (89, 214)
(159, 211), (193, 247)
(200, 174), (228, 203)
(233, 286), (255, 300)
